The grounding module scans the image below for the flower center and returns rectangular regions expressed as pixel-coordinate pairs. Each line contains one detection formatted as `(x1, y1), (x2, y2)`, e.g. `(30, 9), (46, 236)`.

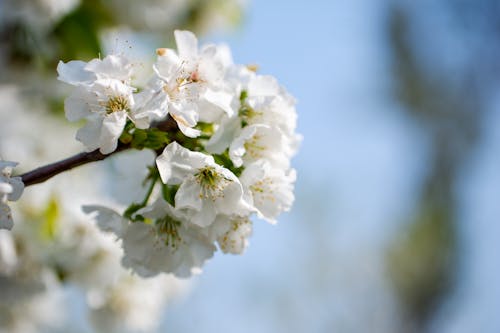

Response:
(105, 95), (130, 114)
(194, 166), (231, 201)
(244, 135), (266, 159)
(250, 177), (276, 204)
(156, 216), (182, 249)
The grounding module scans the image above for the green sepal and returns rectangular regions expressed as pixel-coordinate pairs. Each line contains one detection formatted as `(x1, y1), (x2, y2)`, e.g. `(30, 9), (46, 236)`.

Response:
(144, 128), (171, 150)
(123, 203), (145, 222)
(213, 150), (244, 177)
(195, 122), (215, 136)
(119, 120), (135, 144)
(131, 129), (148, 149)
(239, 90), (248, 103)
(131, 128), (170, 150)
(162, 184), (179, 207)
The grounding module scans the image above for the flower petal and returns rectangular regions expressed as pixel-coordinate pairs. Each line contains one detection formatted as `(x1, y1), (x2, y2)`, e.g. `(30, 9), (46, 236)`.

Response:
(174, 30), (198, 60)
(57, 60), (95, 85)
(99, 111), (127, 154)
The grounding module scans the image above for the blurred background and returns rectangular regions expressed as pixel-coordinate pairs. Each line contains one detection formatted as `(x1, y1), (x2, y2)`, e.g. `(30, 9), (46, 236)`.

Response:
(1, 0), (500, 332)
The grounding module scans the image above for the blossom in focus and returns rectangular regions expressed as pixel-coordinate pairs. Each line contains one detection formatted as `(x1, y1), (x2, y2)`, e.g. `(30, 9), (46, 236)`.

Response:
(156, 142), (252, 227)
(153, 30), (234, 137)
(57, 55), (163, 154)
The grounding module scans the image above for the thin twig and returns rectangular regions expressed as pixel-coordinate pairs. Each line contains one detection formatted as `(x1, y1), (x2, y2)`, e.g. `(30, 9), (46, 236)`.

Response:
(20, 144), (130, 187)
(20, 116), (179, 187)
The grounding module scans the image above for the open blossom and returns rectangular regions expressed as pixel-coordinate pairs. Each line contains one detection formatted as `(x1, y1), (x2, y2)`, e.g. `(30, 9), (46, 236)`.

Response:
(57, 55), (163, 154)
(240, 161), (296, 224)
(156, 142), (252, 227)
(153, 30), (234, 137)
(206, 67), (301, 166)
(213, 215), (253, 254)
(0, 160), (24, 230)
(85, 200), (216, 278)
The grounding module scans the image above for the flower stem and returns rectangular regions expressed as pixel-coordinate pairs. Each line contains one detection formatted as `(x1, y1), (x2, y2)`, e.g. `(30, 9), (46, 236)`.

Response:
(141, 175), (158, 206)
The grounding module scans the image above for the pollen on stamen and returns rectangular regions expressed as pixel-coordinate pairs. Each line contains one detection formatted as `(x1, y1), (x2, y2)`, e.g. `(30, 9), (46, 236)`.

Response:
(156, 48), (168, 56)
(156, 216), (182, 249)
(194, 166), (232, 201)
(105, 95), (130, 114)
(244, 135), (266, 159)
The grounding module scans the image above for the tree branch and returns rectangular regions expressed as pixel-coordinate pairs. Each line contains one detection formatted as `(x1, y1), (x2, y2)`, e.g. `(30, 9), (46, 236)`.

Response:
(20, 143), (130, 187)
(20, 116), (179, 187)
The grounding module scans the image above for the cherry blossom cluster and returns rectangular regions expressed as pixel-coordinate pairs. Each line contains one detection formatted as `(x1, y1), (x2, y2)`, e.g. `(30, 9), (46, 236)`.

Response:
(54, 30), (300, 278)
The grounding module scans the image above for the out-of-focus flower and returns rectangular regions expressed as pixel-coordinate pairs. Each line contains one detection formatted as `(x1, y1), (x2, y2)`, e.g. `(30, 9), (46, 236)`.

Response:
(0, 160), (24, 230)
(85, 200), (216, 278)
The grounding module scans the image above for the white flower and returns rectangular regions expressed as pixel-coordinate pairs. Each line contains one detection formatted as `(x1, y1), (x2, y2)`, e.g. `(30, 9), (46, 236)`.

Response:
(88, 272), (188, 333)
(156, 142), (251, 227)
(214, 215), (253, 254)
(153, 30), (234, 137)
(57, 55), (156, 154)
(229, 124), (290, 169)
(206, 69), (301, 164)
(0, 160), (24, 230)
(85, 201), (216, 278)
(240, 161), (296, 224)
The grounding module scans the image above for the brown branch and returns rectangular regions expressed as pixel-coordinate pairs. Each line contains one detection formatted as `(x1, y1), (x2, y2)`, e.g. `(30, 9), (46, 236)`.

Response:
(20, 144), (130, 187)
(20, 116), (179, 187)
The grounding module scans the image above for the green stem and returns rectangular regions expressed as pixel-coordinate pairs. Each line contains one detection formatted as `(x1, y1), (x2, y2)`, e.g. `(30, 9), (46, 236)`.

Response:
(141, 175), (158, 206)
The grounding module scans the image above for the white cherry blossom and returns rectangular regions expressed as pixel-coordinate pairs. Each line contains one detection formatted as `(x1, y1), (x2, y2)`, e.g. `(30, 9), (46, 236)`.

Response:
(156, 142), (251, 227)
(240, 161), (296, 224)
(214, 215), (253, 254)
(57, 55), (159, 154)
(229, 124), (290, 169)
(152, 30), (234, 137)
(85, 200), (216, 278)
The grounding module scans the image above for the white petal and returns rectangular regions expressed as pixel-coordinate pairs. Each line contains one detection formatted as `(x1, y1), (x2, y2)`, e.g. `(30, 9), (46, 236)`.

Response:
(57, 60), (95, 85)
(64, 87), (92, 121)
(153, 51), (181, 81)
(203, 89), (234, 116)
(169, 108), (200, 138)
(99, 111), (127, 154)
(156, 142), (210, 184)
(174, 30), (198, 60)
(175, 179), (202, 212)
(248, 75), (280, 96)
(85, 55), (132, 81)
(229, 125), (259, 167)
(7, 177), (23, 201)
(188, 201), (216, 227)
(205, 116), (241, 154)
(0, 183), (12, 196)
(83, 205), (127, 238)
(76, 118), (102, 152)
(177, 121), (201, 138)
